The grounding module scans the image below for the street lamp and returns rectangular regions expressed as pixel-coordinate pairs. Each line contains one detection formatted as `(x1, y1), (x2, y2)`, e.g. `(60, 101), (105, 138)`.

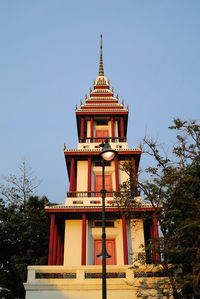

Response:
(98, 139), (117, 299)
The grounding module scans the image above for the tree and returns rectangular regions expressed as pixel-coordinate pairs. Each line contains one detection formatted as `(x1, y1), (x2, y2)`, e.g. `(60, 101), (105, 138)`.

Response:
(115, 119), (200, 299)
(0, 158), (42, 209)
(0, 161), (50, 299)
(0, 195), (50, 298)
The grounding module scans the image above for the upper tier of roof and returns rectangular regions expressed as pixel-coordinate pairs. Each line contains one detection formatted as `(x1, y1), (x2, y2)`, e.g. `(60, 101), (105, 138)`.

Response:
(75, 35), (129, 114)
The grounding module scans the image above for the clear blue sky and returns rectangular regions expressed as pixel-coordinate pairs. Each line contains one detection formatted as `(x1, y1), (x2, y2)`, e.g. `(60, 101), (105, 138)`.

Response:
(1, 1), (200, 203)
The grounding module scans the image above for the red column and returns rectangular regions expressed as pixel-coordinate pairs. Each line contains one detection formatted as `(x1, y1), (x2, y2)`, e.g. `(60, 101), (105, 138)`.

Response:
(60, 239), (64, 265)
(81, 117), (84, 140)
(88, 157), (91, 197)
(48, 213), (55, 265)
(111, 116), (114, 141)
(120, 116), (124, 139)
(90, 116), (93, 142)
(150, 225), (156, 262)
(114, 156), (119, 191)
(52, 224), (58, 265)
(56, 235), (61, 265)
(74, 161), (76, 192)
(153, 213), (161, 263)
(122, 215), (128, 265)
(69, 157), (75, 196)
(131, 156), (136, 188)
(81, 213), (86, 265)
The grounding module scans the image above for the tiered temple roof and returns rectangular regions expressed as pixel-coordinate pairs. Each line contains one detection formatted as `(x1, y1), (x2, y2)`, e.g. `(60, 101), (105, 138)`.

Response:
(75, 35), (128, 114)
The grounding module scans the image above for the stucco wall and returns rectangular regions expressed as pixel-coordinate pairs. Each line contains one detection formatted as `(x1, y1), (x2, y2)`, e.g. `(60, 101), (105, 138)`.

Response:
(25, 265), (170, 299)
(25, 289), (139, 299)
(130, 219), (145, 265)
(87, 120), (91, 137)
(64, 220), (87, 266)
(119, 160), (129, 185)
(115, 120), (118, 137)
(77, 161), (88, 191)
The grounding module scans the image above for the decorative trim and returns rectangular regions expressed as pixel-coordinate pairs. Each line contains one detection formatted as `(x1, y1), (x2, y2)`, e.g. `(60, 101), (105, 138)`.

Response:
(86, 100), (118, 104)
(81, 106), (122, 110)
(83, 103), (121, 106)
(76, 111), (128, 115)
(93, 85), (109, 89)
(64, 149), (141, 155)
(87, 97), (117, 101)
(45, 206), (157, 213)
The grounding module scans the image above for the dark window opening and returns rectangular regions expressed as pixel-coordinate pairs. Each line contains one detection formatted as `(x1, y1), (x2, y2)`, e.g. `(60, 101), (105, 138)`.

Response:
(93, 221), (114, 228)
(96, 120), (108, 125)
(94, 161), (111, 167)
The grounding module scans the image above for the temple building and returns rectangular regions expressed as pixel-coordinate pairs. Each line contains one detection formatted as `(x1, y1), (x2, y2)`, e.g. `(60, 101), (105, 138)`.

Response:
(24, 36), (164, 299)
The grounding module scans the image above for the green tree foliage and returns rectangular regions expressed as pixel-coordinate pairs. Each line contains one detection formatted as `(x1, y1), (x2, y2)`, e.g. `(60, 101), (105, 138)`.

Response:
(0, 196), (50, 298)
(115, 119), (200, 299)
(0, 161), (50, 298)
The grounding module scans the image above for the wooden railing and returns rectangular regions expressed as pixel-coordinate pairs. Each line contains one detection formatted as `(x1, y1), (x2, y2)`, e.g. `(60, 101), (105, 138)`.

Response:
(79, 137), (127, 143)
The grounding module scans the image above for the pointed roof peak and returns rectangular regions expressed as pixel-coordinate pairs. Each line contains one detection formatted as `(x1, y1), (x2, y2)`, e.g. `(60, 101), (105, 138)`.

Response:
(99, 34), (104, 76)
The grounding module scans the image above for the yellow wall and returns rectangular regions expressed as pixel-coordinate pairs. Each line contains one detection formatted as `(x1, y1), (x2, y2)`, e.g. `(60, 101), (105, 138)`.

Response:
(64, 219), (125, 266)
(87, 120), (91, 137)
(26, 289), (139, 299)
(108, 120), (111, 136)
(77, 161), (88, 191)
(115, 120), (118, 137)
(130, 219), (145, 265)
(64, 220), (88, 266)
(110, 161), (116, 191)
(25, 265), (172, 299)
(76, 159), (131, 192)
(119, 160), (129, 185)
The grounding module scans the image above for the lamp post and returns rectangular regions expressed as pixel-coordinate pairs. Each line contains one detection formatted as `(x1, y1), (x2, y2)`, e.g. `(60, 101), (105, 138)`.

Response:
(99, 139), (117, 299)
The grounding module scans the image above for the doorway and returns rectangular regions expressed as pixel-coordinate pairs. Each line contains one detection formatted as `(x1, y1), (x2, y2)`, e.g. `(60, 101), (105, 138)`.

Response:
(93, 239), (116, 265)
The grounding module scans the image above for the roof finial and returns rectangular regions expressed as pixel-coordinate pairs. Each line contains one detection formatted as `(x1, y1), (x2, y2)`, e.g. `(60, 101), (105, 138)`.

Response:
(99, 34), (104, 76)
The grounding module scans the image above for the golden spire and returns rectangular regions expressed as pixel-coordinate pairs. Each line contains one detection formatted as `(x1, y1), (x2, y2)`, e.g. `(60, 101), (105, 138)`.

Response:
(99, 34), (104, 76)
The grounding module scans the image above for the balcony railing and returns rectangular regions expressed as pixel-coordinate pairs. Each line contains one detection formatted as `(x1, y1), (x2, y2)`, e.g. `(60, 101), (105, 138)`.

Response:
(25, 265), (132, 284)
(67, 191), (115, 198)
(66, 190), (141, 198)
(24, 265), (169, 296)
(25, 265), (166, 284)
(79, 137), (127, 143)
